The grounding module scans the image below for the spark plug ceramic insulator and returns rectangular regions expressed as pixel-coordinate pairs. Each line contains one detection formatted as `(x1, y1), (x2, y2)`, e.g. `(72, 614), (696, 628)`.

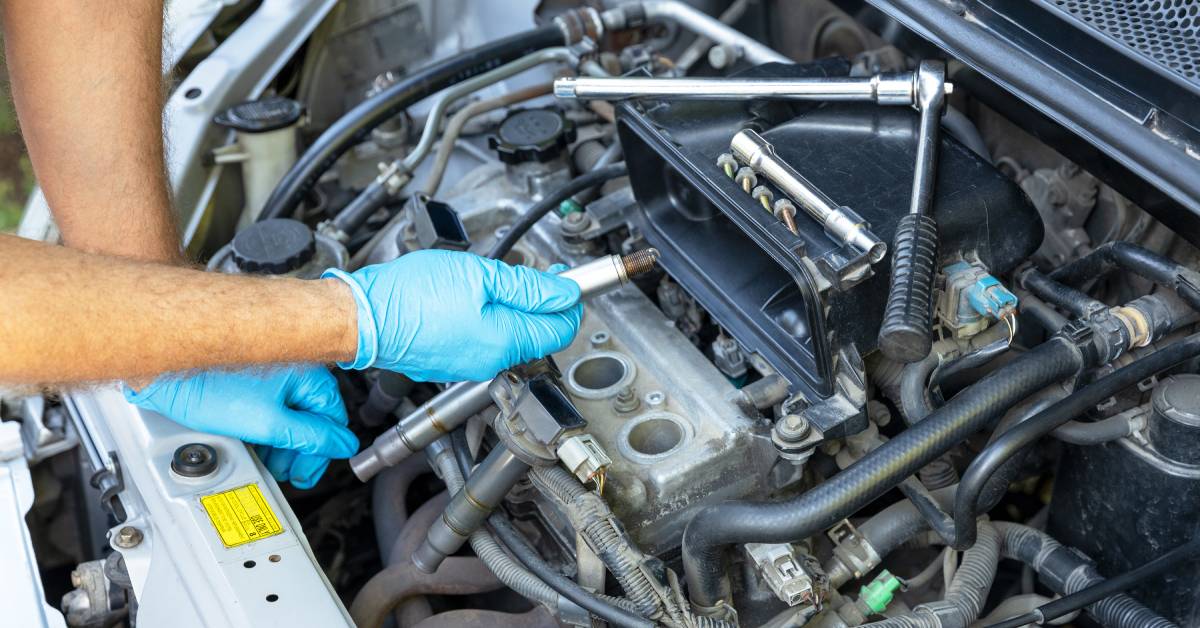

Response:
(349, 249), (661, 482)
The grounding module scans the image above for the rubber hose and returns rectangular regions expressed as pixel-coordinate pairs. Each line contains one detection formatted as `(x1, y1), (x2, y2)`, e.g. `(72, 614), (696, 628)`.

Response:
(863, 521), (1000, 628)
(681, 335), (1084, 608)
(1019, 269), (1105, 319)
(953, 332), (1200, 549)
(1015, 289), (1069, 333)
(1051, 412), (1137, 445)
(260, 24), (564, 222)
(387, 492), (451, 627)
(1050, 241), (1200, 311)
(990, 537), (1200, 628)
(485, 164), (627, 260)
(900, 350), (940, 424)
(372, 456), (430, 563)
(994, 523), (1176, 628)
(351, 535), (503, 628)
(854, 486), (956, 573)
(411, 608), (560, 628)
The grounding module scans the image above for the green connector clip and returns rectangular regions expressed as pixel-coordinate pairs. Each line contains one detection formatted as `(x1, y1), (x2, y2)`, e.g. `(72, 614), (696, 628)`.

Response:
(860, 569), (903, 614)
(558, 198), (584, 216)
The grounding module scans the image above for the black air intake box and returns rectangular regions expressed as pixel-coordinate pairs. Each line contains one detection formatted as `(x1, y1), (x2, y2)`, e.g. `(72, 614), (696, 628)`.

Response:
(618, 60), (1041, 435)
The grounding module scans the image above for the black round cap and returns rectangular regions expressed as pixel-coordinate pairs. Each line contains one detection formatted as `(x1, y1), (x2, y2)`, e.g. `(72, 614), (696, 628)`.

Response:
(232, 218), (315, 274)
(489, 107), (576, 164)
(214, 96), (304, 133)
(172, 443), (218, 478)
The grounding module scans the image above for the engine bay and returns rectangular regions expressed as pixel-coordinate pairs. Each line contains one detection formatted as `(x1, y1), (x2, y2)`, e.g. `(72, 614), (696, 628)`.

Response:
(9, 1), (1200, 627)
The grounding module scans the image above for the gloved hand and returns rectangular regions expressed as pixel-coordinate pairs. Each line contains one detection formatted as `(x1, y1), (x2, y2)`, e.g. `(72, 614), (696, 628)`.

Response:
(324, 250), (582, 382)
(124, 366), (359, 489)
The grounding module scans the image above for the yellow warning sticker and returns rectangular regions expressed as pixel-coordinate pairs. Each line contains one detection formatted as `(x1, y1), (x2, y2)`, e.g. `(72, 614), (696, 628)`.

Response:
(200, 483), (284, 548)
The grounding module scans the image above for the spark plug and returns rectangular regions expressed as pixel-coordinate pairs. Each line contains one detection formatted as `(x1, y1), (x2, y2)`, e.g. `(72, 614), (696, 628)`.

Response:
(349, 249), (660, 482)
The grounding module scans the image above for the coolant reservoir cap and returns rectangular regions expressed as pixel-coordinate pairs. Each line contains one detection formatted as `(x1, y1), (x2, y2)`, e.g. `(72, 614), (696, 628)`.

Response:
(231, 218), (316, 274)
(489, 107), (576, 164)
(214, 96), (304, 133)
(1150, 374), (1200, 465)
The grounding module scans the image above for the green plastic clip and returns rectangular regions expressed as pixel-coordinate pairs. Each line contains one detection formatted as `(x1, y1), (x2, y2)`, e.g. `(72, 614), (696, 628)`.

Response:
(860, 569), (903, 614)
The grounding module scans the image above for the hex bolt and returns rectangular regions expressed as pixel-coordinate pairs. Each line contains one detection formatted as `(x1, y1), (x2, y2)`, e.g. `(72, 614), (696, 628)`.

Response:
(777, 414), (811, 442)
(561, 210), (590, 237)
(614, 386), (641, 413)
(734, 167), (758, 194)
(114, 526), (144, 549)
(751, 185), (775, 212)
(773, 198), (800, 236)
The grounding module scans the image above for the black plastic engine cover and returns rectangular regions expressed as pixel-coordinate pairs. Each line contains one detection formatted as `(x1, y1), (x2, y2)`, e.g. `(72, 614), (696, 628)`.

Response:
(617, 60), (1041, 423)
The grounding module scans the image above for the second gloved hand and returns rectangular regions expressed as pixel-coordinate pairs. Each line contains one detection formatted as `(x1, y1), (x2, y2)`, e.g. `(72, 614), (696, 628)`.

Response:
(325, 250), (582, 382)
(125, 366), (359, 489)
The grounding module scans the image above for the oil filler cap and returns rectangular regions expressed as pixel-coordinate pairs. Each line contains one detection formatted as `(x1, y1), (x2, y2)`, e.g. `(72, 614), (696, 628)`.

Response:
(214, 96), (304, 134)
(231, 218), (316, 274)
(489, 107), (576, 164)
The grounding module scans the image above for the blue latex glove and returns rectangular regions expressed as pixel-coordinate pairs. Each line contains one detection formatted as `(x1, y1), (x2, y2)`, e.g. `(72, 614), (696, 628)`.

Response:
(124, 366), (359, 489)
(324, 250), (582, 382)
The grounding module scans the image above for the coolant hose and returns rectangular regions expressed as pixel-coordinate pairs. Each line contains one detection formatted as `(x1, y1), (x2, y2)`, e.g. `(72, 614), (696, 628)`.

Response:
(993, 523), (1177, 628)
(862, 521), (1000, 628)
(681, 335), (1085, 609)
(259, 23), (566, 222)
(953, 332), (1200, 549)
(1050, 241), (1200, 311)
(486, 164), (628, 260)
(1019, 269), (1106, 319)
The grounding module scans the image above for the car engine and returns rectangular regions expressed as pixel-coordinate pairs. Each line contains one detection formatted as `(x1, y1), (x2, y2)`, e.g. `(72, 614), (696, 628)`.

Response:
(8, 1), (1200, 627)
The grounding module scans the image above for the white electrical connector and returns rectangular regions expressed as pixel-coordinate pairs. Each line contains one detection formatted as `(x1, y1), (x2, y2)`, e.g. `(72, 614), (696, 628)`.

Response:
(557, 434), (612, 488)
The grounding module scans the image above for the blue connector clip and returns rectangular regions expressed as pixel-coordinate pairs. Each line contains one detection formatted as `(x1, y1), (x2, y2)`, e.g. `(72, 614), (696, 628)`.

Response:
(940, 261), (1018, 337)
(965, 273), (1018, 320)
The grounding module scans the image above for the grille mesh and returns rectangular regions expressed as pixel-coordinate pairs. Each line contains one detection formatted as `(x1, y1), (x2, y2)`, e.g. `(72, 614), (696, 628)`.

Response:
(1051, 0), (1200, 84)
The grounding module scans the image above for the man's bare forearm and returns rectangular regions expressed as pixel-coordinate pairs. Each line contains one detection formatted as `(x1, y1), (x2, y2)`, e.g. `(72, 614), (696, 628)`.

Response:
(0, 235), (358, 385)
(3, 0), (180, 263)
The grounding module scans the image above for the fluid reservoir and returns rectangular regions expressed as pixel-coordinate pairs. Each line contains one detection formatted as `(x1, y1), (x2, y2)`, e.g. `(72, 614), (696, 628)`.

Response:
(1049, 374), (1200, 625)
(213, 96), (304, 230)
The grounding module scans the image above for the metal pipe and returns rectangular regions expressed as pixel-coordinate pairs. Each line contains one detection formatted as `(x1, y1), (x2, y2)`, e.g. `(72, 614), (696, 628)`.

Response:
(731, 129), (885, 262)
(412, 446), (531, 573)
(554, 73), (952, 106)
(629, 0), (787, 65)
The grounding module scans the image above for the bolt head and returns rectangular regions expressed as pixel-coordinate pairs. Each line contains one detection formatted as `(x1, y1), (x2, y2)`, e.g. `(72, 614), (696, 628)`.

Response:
(172, 443), (218, 478)
(114, 526), (143, 549)
(776, 414), (812, 442)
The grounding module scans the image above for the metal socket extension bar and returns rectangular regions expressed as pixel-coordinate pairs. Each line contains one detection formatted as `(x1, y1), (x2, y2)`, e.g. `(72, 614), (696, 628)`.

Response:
(731, 129), (886, 263)
(348, 250), (661, 482)
(554, 72), (953, 106)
